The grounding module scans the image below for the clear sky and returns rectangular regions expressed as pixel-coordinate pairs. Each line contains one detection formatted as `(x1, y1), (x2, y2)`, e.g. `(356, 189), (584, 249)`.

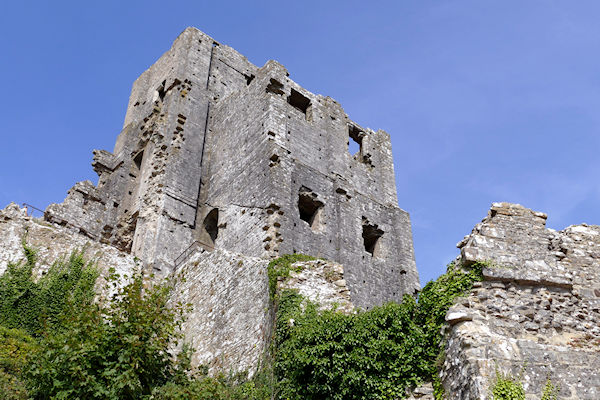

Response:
(1, 1), (599, 285)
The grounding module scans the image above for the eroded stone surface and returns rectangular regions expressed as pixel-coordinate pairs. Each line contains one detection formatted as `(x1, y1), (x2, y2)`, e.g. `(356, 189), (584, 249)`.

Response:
(44, 27), (419, 309)
(170, 248), (271, 375)
(170, 251), (355, 374)
(279, 259), (354, 314)
(441, 203), (600, 399)
(0, 203), (137, 289)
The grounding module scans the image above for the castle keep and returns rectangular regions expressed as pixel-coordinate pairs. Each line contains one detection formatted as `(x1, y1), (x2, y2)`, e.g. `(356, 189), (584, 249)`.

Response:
(45, 27), (419, 309)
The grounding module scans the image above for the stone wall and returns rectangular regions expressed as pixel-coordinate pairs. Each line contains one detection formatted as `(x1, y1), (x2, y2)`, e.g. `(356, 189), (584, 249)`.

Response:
(170, 248), (271, 375)
(441, 203), (600, 399)
(0, 203), (137, 287)
(44, 27), (420, 309)
(169, 250), (355, 375)
(279, 259), (354, 314)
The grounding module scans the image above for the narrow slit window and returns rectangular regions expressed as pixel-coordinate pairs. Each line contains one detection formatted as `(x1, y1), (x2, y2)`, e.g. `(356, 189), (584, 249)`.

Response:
(133, 150), (144, 170)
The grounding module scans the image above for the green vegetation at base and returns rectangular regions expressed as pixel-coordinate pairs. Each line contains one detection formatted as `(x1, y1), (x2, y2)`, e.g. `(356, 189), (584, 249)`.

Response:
(0, 249), (489, 399)
(0, 244), (194, 399)
(490, 367), (561, 400)
(0, 243), (98, 336)
(151, 367), (273, 400)
(540, 379), (559, 400)
(490, 371), (526, 400)
(271, 260), (485, 400)
(0, 326), (36, 400)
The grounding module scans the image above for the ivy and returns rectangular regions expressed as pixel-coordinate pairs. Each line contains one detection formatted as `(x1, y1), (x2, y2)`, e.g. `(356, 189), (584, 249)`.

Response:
(0, 326), (36, 399)
(0, 246), (98, 336)
(25, 271), (191, 399)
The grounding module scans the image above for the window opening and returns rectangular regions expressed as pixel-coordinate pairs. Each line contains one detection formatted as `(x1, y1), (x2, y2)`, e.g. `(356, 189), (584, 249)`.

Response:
(348, 125), (363, 156)
(266, 78), (284, 95)
(362, 218), (383, 257)
(287, 89), (312, 121)
(298, 187), (323, 230)
(203, 208), (219, 245)
(133, 150), (144, 170)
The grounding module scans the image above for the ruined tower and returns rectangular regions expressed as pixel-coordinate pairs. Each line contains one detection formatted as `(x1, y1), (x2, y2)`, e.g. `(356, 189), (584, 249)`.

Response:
(46, 27), (419, 308)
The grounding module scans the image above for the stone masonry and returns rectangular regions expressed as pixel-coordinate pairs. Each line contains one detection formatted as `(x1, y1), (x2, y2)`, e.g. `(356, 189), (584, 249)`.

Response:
(440, 203), (600, 399)
(171, 253), (354, 374)
(44, 27), (419, 309)
(0, 203), (137, 291)
(0, 202), (355, 375)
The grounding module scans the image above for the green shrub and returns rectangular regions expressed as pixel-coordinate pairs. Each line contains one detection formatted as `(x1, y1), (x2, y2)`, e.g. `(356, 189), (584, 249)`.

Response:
(25, 270), (191, 399)
(270, 259), (486, 400)
(0, 326), (36, 399)
(414, 262), (484, 387)
(540, 378), (559, 400)
(152, 371), (272, 400)
(490, 371), (525, 400)
(274, 292), (426, 400)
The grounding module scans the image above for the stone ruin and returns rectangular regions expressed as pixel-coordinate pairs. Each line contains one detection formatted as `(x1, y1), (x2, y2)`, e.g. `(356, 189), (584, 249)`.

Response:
(2, 27), (599, 397)
(441, 202), (600, 399)
(44, 27), (420, 310)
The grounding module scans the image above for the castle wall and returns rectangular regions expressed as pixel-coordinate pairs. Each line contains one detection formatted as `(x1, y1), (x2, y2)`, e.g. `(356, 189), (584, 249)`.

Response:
(202, 58), (418, 307)
(172, 249), (355, 375)
(0, 203), (137, 291)
(45, 27), (419, 308)
(441, 203), (600, 399)
(171, 248), (272, 375)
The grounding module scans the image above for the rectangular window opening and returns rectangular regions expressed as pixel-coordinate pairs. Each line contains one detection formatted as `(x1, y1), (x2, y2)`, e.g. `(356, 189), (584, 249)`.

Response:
(348, 125), (363, 156)
(362, 218), (384, 257)
(298, 187), (324, 231)
(287, 89), (312, 120)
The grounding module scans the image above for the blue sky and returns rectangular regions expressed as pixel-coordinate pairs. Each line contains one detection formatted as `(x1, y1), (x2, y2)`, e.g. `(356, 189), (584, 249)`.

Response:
(1, 1), (599, 284)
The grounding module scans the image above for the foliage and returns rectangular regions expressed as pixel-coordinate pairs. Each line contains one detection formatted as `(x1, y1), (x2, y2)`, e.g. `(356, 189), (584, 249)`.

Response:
(0, 246), (97, 336)
(25, 269), (191, 399)
(152, 370), (272, 400)
(414, 262), (484, 388)
(490, 370), (525, 400)
(540, 379), (559, 400)
(270, 260), (486, 400)
(274, 291), (427, 400)
(0, 246), (493, 400)
(267, 254), (315, 300)
(0, 326), (37, 399)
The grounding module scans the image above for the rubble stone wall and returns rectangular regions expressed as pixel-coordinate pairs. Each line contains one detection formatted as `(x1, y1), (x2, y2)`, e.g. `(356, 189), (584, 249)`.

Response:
(441, 203), (600, 399)
(0, 203), (137, 291)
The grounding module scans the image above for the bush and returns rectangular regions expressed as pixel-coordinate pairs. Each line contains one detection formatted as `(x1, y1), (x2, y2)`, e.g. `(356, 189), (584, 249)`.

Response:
(0, 326), (36, 399)
(152, 371), (272, 400)
(25, 271), (190, 399)
(490, 371), (525, 400)
(274, 291), (426, 400)
(414, 262), (484, 385)
(271, 260), (486, 400)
